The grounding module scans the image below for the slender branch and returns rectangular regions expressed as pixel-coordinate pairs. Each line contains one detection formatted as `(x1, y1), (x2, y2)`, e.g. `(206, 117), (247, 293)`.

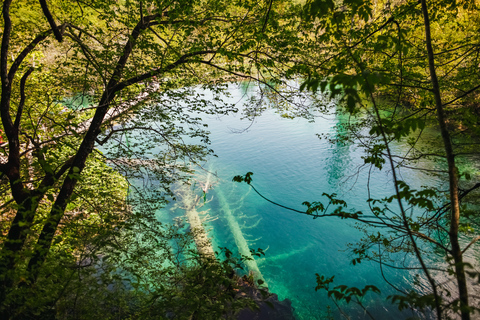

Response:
(411, 231), (451, 254)
(14, 68), (34, 129)
(421, 0), (469, 318)
(197, 60), (277, 86)
(349, 17), (394, 50)
(64, 31), (107, 85)
(347, 36), (443, 318)
(248, 183), (306, 214)
(458, 183), (480, 200)
(378, 244), (411, 294)
(262, 0), (273, 32)
(368, 255), (447, 272)
(0, 198), (14, 211)
(7, 29), (53, 83)
(442, 83), (480, 107)
(39, 0), (63, 42)
(66, 24), (106, 46)
(113, 50), (216, 92)
(37, 156), (75, 192)
(462, 236), (480, 255)
(244, 180), (400, 227)
(354, 296), (376, 320)
(386, 82), (433, 92)
(423, 183), (480, 228)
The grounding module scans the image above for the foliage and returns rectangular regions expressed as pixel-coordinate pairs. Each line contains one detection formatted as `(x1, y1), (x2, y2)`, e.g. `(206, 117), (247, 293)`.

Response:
(53, 222), (260, 320)
(0, 0), (299, 318)
(4, 0), (479, 318)
(298, 0), (480, 318)
(236, 0), (480, 318)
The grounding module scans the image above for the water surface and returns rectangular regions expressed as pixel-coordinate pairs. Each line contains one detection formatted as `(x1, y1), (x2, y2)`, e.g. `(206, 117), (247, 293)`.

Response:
(171, 85), (440, 319)
(115, 84), (448, 319)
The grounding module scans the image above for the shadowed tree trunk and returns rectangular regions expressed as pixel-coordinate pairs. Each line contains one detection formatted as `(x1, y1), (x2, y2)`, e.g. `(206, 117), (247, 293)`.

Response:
(420, 0), (469, 318)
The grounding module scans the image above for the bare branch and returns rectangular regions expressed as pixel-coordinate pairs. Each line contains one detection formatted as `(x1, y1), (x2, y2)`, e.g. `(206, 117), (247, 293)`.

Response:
(64, 31), (107, 85)
(462, 236), (480, 255)
(7, 29), (54, 82)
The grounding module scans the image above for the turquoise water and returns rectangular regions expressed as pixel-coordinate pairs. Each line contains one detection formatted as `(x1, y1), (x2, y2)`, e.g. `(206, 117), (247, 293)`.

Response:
(174, 85), (441, 319)
(109, 84), (445, 319)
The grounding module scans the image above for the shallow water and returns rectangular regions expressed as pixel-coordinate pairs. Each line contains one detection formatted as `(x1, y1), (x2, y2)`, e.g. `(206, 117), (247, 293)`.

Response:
(113, 84), (453, 319)
(163, 85), (446, 319)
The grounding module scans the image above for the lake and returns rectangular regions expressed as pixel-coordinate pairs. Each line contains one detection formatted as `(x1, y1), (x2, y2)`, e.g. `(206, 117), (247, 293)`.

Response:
(113, 83), (447, 319)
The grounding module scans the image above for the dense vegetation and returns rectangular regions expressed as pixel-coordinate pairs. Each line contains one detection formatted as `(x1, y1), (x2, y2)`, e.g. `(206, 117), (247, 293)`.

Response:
(1, 0), (480, 319)
(298, 1), (480, 319)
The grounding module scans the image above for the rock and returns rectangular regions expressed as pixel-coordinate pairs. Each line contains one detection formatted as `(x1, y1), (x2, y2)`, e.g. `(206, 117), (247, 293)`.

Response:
(235, 278), (295, 320)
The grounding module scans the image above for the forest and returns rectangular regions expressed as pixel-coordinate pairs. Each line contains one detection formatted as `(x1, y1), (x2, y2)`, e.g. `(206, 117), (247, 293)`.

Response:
(1, 0), (480, 319)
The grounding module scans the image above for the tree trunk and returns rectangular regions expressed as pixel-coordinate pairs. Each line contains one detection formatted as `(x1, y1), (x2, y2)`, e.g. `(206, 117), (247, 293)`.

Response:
(420, 0), (470, 319)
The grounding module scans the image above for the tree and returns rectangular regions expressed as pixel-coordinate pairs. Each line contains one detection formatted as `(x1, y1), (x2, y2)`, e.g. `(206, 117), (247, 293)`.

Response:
(236, 0), (480, 318)
(301, 0), (480, 318)
(0, 0), (295, 318)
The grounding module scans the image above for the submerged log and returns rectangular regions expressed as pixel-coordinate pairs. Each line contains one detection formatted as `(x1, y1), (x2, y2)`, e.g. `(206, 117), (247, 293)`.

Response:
(174, 173), (215, 258)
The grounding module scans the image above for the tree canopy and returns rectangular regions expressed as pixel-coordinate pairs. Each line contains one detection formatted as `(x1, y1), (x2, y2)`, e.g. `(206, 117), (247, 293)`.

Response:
(2, 0), (480, 319)
(0, 0), (299, 318)
(234, 0), (480, 318)
(296, 0), (480, 318)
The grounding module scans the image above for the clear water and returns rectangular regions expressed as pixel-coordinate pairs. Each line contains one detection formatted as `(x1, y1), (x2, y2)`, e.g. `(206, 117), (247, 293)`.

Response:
(173, 85), (442, 319)
(112, 84), (448, 319)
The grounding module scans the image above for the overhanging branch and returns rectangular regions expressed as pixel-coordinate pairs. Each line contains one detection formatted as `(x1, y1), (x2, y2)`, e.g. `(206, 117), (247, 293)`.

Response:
(462, 236), (480, 254)
(113, 50), (216, 92)
(7, 29), (53, 82)
(39, 0), (63, 42)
